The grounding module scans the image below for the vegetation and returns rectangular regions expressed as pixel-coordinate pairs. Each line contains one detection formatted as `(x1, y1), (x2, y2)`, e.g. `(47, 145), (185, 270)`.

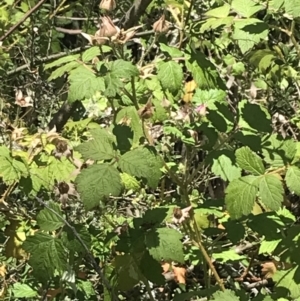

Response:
(1, 0), (300, 300)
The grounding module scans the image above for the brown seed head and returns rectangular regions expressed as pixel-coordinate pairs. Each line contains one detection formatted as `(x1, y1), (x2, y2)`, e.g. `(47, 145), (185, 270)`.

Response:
(153, 15), (169, 34)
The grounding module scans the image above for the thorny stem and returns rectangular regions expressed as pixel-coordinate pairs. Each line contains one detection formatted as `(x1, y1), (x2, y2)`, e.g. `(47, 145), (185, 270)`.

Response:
(35, 197), (119, 301)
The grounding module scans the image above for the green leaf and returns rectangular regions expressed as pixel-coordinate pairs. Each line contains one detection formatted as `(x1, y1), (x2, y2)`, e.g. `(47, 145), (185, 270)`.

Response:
(159, 43), (183, 57)
(145, 228), (184, 263)
(211, 153), (241, 182)
(236, 146), (265, 175)
(212, 289), (240, 301)
(285, 0), (300, 18)
(104, 72), (123, 97)
(213, 250), (246, 262)
(118, 146), (163, 188)
(45, 54), (80, 70)
(139, 251), (165, 285)
(68, 67), (105, 102)
(259, 239), (281, 254)
(273, 267), (300, 299)
(115, 106), (144, 147)
(286, 166), (300, 196)
(109, 59), (139, 78)
(23, 233), (67, 281)
(258, 174), (284, 211)
(82, 46), (101, 63)
(232, 0), (264, 17)
(13, 283), (38, 298)
(206, 3), (231, 18)
(225, 175), (259, 219)
(233, 19), (268, 54)
(120, 172), (140, 191)
(75, 128), (115, 161)
(75, 163), (122, 210)
(37, 201), (64, 231)
(48, 61), (80, 81)
(157, 61), (183, 94)
(0, 155), (28, 185)
(224, 220), (245, 244)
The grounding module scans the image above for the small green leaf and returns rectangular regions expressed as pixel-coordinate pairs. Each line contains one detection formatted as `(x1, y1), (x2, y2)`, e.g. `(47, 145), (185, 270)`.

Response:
(159, 43), (183, 57)
(286, 166), (300, 196)
(236, 146), (265, 175)
(213, 250), (246, 262)
(157, 61), (183, 94)
(145, 228), (184, 263)
(104, 72), (123, 97)
(118, 146), (163, 188)
(75, 128), (116, 161)
(225, 175), (259, 219)
(82, 46), (101, 63)
(45, 54), (80, 70)
(13, 283), (38, 298)
(48, 61), (80, 81)
(206, 3), (230, 18)
(258, 174), (284, 211)
(75, 163), (122, 210)
(37, 201), (64, 231)
(259, 239), (281, 254)
(120, 173), (140, 191)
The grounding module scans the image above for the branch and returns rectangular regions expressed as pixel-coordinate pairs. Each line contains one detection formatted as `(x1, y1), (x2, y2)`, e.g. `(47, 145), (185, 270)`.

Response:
(35, 197), (119, 301)
(0, 0), (47, 42)
(120, 0), (153, 30)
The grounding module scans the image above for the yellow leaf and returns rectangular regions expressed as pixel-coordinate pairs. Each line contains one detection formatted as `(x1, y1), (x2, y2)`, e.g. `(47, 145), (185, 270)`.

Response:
(182, 80), (197, 103)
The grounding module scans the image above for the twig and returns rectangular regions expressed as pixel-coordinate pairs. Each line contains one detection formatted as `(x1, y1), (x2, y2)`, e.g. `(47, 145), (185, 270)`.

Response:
(35, 197), (119, 301)
(0, 0), (47, 42)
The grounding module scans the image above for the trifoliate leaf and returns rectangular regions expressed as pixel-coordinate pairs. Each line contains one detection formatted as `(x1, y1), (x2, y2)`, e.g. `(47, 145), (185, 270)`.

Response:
(225, 175), (259, 219)
(23, 233), (67, 281)
(285, 166), (300, 196)
(13, 283), (38, 298)
(236, 146), (265, 175)
(145, 228), (184, 263)
(211, 153), (241, 182)
(118, 146), (163, 188)
(75, 163), (122, 210)
(258, 174), (284, 211)
(212, 289), (240, 301)
(37, 201), (64, 231)
(75, 128), (116, 161)
(157, 61), (183, 94)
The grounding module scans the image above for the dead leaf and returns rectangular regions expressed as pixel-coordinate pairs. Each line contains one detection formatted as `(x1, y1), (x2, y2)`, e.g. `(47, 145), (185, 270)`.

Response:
(261, 261), (277, 279)
(182, 80), (197, 103)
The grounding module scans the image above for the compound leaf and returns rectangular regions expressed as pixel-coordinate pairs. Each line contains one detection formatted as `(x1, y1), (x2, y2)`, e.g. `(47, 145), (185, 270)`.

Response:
(75, 163), (122, 210)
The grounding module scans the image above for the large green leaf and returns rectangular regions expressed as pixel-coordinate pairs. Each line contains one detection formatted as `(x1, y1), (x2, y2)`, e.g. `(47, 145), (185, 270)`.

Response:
(258, 174), (284, 211)
(225, 175), (259, 219)
(236, 146), (265, 175)
(285, 0), (300, 18)
(145, 228), (184, 263)
(75, 163), (122, 210)
(157, 61), (183, 94)
(37, 201), (64, 231)
(12, 283), (38, 298)
(118, 146), (163, 188)
(109, 59), (139, 78)
(81, 46), (101, 63)
(23, 233), (67, 281)
(285, 165), (300, 196)
(231, 0), (264, 17)
(212, 289), (240, 301)
(75, 128), (116, 161)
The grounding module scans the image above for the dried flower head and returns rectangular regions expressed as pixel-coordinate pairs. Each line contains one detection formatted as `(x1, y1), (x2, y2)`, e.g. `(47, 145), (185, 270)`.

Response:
(138, 99), (154, 119)
(99, 0), (116, 11)
(172, 206), (192, 224)
(15, 89), (33, 107)
(54, 181), (79, 206)
(94, 16), (119, 45)
(52, 138), (72, 159)
(153, 15), (170, 34)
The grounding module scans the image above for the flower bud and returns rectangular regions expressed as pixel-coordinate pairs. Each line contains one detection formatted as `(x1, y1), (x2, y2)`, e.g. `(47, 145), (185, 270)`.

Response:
(99, 0), (116, 11)
(153, 15), (169, 34)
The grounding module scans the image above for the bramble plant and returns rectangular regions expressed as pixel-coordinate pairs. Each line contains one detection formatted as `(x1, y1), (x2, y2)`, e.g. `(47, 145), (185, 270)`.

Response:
(2, 0), (300, 300)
